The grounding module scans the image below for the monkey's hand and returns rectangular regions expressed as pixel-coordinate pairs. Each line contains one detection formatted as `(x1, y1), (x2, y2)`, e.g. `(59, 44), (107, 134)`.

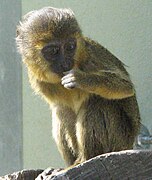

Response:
(61, 70), (78, 89)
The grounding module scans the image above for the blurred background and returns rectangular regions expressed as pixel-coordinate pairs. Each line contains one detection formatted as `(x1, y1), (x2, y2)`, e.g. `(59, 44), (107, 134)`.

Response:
(0, 0), (151, 176)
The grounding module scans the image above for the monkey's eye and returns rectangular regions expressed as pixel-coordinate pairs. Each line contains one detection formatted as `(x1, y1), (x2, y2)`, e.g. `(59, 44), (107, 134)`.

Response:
(41, 45), (60, 59)
(65, 41), (76, 52)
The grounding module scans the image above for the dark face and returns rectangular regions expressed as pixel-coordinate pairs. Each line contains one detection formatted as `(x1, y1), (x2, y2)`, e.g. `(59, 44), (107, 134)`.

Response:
(41, 38), (76, 76)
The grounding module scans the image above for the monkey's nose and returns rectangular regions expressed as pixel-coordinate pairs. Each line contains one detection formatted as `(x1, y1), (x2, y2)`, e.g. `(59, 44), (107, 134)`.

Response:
(62, 60), (73, 71)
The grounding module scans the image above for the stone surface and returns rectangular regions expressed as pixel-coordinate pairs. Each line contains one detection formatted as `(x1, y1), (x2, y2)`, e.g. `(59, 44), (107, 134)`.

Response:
(0, 170), (43, 180)
(1, 150), (152, 180)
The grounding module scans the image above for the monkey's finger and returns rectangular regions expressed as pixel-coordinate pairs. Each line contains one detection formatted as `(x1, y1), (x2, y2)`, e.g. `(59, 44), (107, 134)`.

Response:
(63, 82), (77, 89)
(62, 73), (74, 80)
(63, 69), (74, 75)
(61, 75), (75, 82)
(61, 77), (76, 85)
(63, 71), (71, 75)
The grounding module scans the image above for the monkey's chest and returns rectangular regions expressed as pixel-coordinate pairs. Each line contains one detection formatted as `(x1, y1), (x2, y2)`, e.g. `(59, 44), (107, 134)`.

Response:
(51, 88), (89, 113)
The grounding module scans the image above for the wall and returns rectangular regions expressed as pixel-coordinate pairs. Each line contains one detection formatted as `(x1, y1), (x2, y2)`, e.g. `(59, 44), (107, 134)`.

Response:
(0, 0), (22, 176)
(22, 0), (152, 169)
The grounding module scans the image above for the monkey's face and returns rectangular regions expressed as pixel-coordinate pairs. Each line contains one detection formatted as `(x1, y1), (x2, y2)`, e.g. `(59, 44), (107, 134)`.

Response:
(16, 7), (82, 84)
(41, 38), (76, 76)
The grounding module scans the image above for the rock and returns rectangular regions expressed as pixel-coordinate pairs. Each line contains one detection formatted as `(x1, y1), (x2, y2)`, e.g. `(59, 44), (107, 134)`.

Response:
(1, 150), (152, 180)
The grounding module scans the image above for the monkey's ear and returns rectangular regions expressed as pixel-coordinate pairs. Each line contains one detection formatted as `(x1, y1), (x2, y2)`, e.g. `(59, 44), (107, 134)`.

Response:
(16, 25), (21, 37)
(16, 11), (36, 37)
(16, 10), (37, 38)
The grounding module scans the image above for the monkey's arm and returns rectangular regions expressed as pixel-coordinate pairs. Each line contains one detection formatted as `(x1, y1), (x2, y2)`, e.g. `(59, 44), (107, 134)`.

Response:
(61, 68), (135, 100)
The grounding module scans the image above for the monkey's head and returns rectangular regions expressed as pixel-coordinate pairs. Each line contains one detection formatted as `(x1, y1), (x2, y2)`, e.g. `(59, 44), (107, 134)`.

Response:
(16, 7), (84, 83)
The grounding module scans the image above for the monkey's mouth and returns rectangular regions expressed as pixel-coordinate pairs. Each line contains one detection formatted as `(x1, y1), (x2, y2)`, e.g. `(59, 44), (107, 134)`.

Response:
(51, 66), (73, 77)
(50, 61), (74, 77)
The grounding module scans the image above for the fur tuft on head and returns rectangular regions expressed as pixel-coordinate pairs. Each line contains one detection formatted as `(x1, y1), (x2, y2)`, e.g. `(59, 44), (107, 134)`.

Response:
(16, 7), (81, 41)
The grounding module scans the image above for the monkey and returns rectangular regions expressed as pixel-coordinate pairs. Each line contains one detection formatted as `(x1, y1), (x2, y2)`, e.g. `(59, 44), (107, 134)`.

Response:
(16, 7), (141, 168)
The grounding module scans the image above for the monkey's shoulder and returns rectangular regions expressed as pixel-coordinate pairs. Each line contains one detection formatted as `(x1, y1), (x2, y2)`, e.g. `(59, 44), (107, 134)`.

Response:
(84, 37), (124, 62)
(83, 37), (106, 53)
(82, 37), (128, 72)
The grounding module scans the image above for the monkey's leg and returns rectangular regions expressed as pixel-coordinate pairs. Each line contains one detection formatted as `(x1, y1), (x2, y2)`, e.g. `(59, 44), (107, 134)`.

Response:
(75, 97), (111, 164)
(52, 106), (78, 166)
(75, 96), (138, 165)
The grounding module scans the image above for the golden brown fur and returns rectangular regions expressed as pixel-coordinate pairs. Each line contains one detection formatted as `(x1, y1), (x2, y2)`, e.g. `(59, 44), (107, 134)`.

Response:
(16, 7), (140, 167)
